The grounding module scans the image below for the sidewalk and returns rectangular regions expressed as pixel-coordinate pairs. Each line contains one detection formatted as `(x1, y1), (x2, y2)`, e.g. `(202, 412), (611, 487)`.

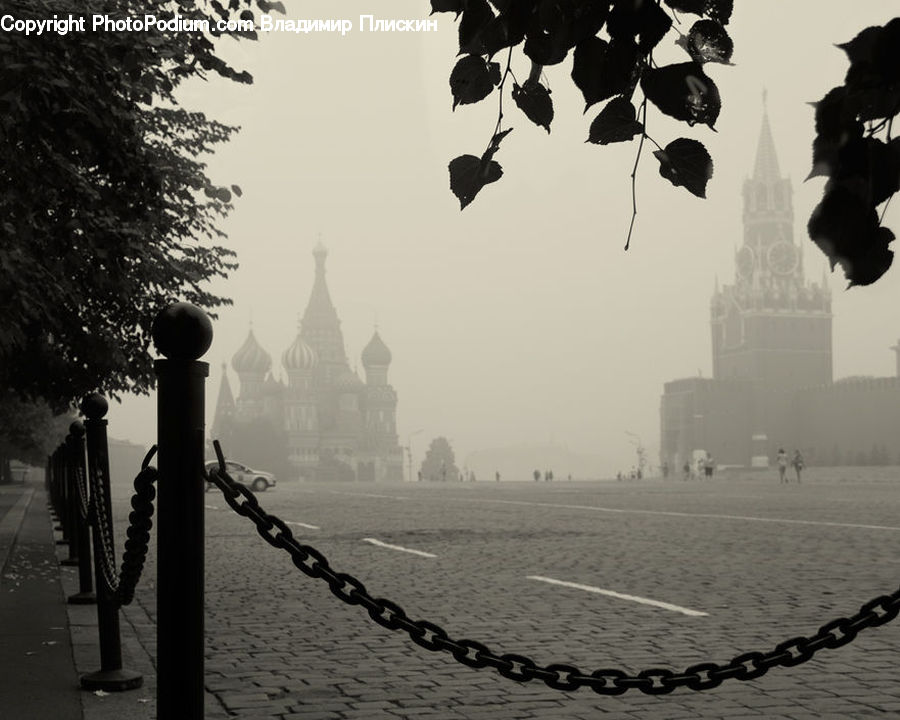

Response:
(0, 478), (156, 720)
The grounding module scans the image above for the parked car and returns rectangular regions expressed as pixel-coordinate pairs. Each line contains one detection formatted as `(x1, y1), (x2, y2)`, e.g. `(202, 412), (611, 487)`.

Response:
(204, 460), (276, 492)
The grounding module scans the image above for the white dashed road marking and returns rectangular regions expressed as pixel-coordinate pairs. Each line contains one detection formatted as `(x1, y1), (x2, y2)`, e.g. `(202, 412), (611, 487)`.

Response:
(204, 505), (220, 510)
(286, 521), (320, 530)
(329, 491), (409, 500)
(362, 538), (436, 558)
(527, 575), (708, 617)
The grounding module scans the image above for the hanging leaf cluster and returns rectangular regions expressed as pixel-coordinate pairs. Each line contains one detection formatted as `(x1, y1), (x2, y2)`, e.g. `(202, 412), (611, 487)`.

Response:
(435, 0), (734, 236)
(807, 19), (900, 287)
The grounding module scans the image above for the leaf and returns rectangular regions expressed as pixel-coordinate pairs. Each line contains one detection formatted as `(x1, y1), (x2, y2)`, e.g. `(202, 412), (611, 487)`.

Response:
(704, 0), (732, 25)
(230, 184), (242, 198)
(571, 37), (641, 111)
(587, 97), (643, 144)
(664, 0), (731, 24)
(838, 25), (881, 66)
(607, 0), (673, 53)
(679, 19), (733, 64)
(449, 55), (501, 109)
(809, 186), (894, 287)
(641, 61), (721, 128)
(459, 0), (495, 55)
(431, 0), (464, 15)
(512, 80), (553, 133)
(653, 138), (713, 198)
(449, 153), (503, 209)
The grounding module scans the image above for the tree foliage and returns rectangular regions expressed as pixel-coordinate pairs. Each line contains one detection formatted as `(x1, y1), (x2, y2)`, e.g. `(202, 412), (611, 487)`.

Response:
(0, 0), (283, 416)
(419, 436), (460, 481)
(435, 1), (900, 284)
(436, 0), (730, 247)
(807, 19), (900, 287)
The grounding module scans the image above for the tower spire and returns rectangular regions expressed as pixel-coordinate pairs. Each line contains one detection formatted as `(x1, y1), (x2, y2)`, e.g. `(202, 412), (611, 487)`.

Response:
(753, 96), (781, 182)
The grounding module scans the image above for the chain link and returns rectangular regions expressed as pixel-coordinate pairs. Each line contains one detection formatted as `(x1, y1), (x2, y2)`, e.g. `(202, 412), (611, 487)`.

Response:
(207, 440), (900, 695)
(86, 446), (158, 606)
(74, 462), (90, 521)
(116, 447), (158, 606)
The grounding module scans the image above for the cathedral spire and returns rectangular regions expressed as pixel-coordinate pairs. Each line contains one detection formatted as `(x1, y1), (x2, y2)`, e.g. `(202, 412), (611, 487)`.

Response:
(752, 97), (781, 182)
(211, 363), (235, 439)
(300, 241), (348, 365)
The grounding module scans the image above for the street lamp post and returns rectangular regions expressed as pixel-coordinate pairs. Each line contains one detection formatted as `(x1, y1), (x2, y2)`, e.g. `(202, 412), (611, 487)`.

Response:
(407, 428), (423, 482)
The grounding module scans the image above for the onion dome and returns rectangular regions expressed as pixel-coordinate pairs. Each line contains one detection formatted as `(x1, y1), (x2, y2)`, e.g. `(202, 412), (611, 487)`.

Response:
(231, 329), (272, 374)
(282, 335), (318, 372)
(361, 331), (392, 367)
(334, 368), (364, 392)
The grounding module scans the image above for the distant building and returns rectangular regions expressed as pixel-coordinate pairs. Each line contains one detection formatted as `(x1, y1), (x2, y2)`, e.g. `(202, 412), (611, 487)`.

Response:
(660, 108), (900, 470)
(213, 243), (404, 482)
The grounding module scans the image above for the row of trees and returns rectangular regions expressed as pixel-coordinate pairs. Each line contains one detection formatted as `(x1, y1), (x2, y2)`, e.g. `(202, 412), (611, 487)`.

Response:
(0, 0), (284, 480)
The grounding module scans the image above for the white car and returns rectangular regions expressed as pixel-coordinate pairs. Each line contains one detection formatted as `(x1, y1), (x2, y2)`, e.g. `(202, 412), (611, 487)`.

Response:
(205, 460), (277, 492)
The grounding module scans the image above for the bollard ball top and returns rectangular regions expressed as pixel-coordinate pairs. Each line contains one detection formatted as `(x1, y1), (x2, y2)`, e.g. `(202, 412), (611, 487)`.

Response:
(152, 302), (213, 360)
(69, 419), (85, 436)
(80, 393), (108, 420)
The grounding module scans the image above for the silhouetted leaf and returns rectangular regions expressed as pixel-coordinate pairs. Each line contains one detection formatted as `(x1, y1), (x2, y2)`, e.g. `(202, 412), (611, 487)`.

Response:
(512, 80), (553, 133)
(571, 37), (642, 110)
(449, 55), (501, 109)
(431, 0), (464, 15)
(663, 0), (705, 14)
(641, 62), (721, 128)
(808, 185), (879, 270)
(230, 184), (242, 198)
(449, 153), (503, 209)
(838, 24), (881, 66)
(679, 19), (733, 64)
(587, 97), (643, 144)
(608, 0), (672, 53)
(704, 0), (732, 25)
(459, 0), (495, 54)
(653, 138), (713, 197)
(664, 0), (731, 24)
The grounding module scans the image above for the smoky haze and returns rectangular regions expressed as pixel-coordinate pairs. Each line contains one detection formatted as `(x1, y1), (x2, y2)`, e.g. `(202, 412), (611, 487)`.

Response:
(106, 1), (900, 479)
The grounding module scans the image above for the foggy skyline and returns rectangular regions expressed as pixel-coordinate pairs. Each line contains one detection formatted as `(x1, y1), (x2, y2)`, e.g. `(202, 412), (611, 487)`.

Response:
(105, 2), (900, 477)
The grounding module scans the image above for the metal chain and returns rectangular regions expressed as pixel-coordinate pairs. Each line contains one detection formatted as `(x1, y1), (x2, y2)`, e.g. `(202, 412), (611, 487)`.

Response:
(207, 441), (900, 695)
(116, 446), (158, 606)
(87, 446), (159, 605)
(87, 458), (121, 594)
(74, 461), (90, 522)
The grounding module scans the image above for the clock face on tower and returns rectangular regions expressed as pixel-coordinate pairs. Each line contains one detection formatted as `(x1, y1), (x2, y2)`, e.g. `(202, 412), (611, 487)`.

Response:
(736, 246), (755, 280)
(767, 241), (799, 275)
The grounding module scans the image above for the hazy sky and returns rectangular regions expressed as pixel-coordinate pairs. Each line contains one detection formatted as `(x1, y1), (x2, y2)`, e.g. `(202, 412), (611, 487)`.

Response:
(108, 1), (900, 476)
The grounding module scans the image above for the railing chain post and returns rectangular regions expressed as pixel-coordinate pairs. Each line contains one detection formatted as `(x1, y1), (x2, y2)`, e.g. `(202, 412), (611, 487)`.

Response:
(153, 302), (213, 720)
(60, 434), (80, 565)
(80, 393), (143, 692)
(67, 420), (96, 604)
(53, 447), (67, 541)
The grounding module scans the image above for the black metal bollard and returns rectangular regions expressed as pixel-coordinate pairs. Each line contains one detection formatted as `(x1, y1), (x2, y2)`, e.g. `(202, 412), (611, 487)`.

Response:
(61, 433), (81, 566)
(152, 302), (213, 720)
(67, 421), (96, 605)
(54, 446), (68, 541)
(80, 393), (143, 691)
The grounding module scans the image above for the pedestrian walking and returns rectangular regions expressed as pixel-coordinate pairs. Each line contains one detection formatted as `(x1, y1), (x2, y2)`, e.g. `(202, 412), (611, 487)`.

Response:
(704, 452), (715, 479)
(682, 460), (690, 481)
(533, 469), (540, 482)
(792, 449), (804, 483)
(495, 470), (500, 482)
(696, 456), (704, 480)
(777, 448), (788, 483)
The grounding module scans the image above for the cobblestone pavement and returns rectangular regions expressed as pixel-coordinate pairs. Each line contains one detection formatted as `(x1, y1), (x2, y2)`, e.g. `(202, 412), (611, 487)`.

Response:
(104, 471), (900, 719)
